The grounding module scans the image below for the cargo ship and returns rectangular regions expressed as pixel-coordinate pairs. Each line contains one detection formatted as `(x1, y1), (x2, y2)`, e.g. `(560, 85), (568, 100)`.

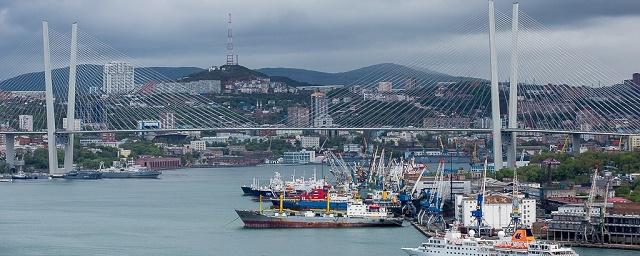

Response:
(236, 199), (403, 228)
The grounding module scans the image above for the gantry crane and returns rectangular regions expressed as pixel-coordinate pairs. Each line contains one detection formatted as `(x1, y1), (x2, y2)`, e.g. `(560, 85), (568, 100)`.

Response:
(580, 165), (600, 242)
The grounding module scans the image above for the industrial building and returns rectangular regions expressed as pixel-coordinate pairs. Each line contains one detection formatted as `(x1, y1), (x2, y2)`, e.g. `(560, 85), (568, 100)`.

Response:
(546, 203), (640, 245)
(455, 194), (536, 230)
(415, 178), (471, 201)
(282, 149), (315, 164)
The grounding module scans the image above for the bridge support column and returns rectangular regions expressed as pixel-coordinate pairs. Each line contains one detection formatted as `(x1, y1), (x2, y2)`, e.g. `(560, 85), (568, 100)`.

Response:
(506, 132), (517, 169)
(5, 134), (15, 169)
(572, 134), (581, 155)
(506, 2), (519, 170)
(43, 21), (59, 175)
(63, 22), (78, 173)
(627, 135), (632, 151)
(488, 0), (503, 170)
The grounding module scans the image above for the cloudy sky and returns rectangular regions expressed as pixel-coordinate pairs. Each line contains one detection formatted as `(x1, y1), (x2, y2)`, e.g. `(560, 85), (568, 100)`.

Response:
(0, 0), (638, 82)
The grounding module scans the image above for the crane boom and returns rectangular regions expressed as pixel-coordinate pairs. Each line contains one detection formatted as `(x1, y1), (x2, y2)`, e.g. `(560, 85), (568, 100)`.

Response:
(585, 167), (598, 223)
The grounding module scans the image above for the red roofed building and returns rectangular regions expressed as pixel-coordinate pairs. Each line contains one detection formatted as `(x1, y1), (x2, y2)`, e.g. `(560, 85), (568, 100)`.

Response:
(135, 156), (181, 170)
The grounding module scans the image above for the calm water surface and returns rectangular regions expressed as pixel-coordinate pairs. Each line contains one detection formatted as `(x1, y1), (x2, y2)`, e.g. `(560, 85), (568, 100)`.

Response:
(0, 165), (635, 256)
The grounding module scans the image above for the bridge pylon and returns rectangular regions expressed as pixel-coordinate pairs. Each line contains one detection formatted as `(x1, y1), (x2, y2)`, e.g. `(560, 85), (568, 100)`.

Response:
(488, 0), (503, 170)
(42, 21), (61, 175)
(63, 22), (79, 173)
(5, 134), (15, 169)
(506, 2), (520, 170)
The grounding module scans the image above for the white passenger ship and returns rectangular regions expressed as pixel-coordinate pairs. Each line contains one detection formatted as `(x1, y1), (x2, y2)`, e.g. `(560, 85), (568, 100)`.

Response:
(402, 228), (578, 256)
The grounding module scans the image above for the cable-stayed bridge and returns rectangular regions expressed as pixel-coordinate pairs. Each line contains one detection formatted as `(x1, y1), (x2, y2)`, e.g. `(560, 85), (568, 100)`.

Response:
(1, 1), (639, 174)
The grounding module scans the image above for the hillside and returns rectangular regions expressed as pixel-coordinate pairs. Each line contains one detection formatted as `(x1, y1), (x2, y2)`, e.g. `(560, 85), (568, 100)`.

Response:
(180, 65), (267, 83)
(257, 63), (471, 87)
(0, 65), (205, 95)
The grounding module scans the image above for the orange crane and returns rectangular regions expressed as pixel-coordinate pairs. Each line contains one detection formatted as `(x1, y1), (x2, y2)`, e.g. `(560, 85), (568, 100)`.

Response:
(560, 135), (570, 153)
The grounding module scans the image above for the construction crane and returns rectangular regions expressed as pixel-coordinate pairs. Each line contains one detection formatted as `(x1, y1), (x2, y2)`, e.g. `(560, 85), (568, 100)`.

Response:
(471, 141), (479, 164)
(438, 136), (448, 155)
(560, 135), (570, 153)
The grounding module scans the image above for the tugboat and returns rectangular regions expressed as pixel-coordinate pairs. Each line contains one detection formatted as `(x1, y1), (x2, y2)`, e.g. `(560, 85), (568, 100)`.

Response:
(401, 228), (578, 256)
(236, 196), (403, 228)
(11, 171), (29, 180)
(11, 171), (50, 180)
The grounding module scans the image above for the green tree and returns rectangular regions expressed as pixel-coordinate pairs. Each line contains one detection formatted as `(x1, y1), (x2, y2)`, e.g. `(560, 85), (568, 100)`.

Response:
(24, 148), (50, 170)
(120, 140), (165, 157)
(495, 168), (514, 181)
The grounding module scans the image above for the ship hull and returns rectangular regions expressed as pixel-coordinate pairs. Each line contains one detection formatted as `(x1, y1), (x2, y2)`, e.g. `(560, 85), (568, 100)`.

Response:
(63, 171), (102, 180)
(241, 186), (254, 195)
(401, 248), (430, 256)
(235, 210), (403, 228)
(240, 186), (275, 197)
(101, 170), (161, 179)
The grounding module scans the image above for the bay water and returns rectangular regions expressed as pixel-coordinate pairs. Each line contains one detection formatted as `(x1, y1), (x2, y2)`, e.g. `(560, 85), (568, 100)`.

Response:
(0, 165), (635, 256)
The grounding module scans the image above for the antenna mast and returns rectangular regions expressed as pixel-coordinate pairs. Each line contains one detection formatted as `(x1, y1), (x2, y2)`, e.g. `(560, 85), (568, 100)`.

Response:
(226, 13), (237, 65)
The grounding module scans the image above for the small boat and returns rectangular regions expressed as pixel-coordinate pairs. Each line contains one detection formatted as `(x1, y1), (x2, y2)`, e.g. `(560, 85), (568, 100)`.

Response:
(10, 171), (49, 180)
(11, 171), (28, 180)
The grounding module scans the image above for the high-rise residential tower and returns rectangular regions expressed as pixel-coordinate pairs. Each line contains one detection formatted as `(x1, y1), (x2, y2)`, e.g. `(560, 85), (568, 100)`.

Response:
(103, 61), (135, 94)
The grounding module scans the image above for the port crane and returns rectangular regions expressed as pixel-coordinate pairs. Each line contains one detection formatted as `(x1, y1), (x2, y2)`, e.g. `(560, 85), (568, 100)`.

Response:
(425, 159), (447, 231)
(416, 159), (446, 232)
(507, 150), (526, 232)
(599, 171), (612, 244)
(579, 165), (600, 242)
(326, 151), (353, 192)
(470, 157), (489, 237)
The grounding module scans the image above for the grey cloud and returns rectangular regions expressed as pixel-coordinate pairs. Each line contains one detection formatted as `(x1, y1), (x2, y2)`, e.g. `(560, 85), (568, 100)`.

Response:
(0, 0), (638, 81)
